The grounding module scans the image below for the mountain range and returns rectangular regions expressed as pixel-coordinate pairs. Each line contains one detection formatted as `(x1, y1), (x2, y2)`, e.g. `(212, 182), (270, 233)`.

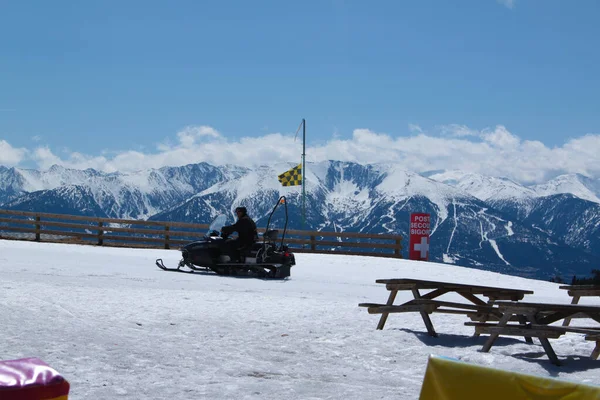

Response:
(1, 162), (599, 282)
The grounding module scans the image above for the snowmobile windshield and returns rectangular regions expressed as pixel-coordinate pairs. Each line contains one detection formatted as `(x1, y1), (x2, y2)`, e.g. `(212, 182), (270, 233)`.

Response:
(207, 214), (227, 237)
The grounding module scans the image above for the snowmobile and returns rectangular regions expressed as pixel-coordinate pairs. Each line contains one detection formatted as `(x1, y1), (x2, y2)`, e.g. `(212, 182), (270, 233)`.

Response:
(155, 196), (296, 279)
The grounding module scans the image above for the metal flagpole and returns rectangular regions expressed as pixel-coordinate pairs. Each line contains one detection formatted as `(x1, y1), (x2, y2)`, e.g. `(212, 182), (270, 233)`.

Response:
(302, 118), (306, 231)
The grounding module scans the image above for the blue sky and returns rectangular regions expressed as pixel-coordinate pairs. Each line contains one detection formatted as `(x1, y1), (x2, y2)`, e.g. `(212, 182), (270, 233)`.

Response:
(1, 0), (600, 182)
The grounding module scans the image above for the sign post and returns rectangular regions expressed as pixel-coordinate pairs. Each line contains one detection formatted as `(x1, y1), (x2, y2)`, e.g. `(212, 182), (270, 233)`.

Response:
(409, 213), (430, 261)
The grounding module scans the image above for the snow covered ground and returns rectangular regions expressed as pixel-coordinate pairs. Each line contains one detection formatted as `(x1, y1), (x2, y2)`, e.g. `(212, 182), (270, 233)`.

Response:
(1, 239), (599, 399)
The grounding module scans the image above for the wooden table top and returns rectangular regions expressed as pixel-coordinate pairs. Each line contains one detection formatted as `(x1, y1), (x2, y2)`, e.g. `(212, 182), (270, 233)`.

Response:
(376, 278), (534, 295)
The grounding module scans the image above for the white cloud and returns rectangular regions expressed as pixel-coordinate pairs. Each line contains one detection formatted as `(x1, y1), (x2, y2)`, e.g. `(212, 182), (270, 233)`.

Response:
(497, 0), (516, 9)
(2, 124), (600, 185)
(0, 140), (27, 166)
(176, 125), (221, 148)
(332, 127), (341, 139)
(438, 124), (479, 138)
(31, 146), (64, 170)
(408, 124), (423, 134)
(480, 125), (520, 148)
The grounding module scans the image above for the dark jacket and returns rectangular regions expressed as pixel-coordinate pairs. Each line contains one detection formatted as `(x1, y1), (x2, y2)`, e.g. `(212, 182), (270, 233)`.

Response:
(221, 215), (258, 246)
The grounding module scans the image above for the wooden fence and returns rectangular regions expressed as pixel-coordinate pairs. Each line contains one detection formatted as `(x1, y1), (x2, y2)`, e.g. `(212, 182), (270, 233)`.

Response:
(0, 209), (403, 258)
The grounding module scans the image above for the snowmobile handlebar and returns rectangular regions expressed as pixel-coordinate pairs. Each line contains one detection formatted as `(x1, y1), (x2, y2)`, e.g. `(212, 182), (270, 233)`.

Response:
(264, 195), (288, 249)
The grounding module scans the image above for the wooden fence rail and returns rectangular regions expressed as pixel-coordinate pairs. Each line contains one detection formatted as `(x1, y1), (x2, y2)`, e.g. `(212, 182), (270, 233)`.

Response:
(0, 209), (403, 258)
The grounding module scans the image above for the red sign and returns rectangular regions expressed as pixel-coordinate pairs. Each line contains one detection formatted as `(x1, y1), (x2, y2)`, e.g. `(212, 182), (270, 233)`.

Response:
(409, 213), (430, 260)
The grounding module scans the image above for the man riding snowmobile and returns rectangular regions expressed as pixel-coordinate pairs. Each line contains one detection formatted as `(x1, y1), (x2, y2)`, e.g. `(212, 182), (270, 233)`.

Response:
(220, 206), (259, 262)
(155, 196), (295, 278)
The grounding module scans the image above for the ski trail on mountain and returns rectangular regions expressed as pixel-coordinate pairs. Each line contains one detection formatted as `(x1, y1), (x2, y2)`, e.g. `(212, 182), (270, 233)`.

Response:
(478, 220), (485, 249)
(505, 221), (514, 236)
(446, 199), (458, 253)
(382, 197), (411, 233)
(476, 209), (512, 265)
(430, 204), (443, 236)
(489, 240), (510, 265)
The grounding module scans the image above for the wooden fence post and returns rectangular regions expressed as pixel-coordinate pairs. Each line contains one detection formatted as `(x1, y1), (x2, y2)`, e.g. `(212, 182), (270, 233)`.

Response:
(164, 225), (170, 249)
(35, 216), (41, 241)
(395, 238), (401, 257)
(98, 221), (104, 246)
(310, 235), (316, 251)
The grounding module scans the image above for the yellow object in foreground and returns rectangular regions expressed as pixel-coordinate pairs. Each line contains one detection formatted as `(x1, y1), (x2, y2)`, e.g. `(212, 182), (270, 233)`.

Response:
(419, 355), (600, 399)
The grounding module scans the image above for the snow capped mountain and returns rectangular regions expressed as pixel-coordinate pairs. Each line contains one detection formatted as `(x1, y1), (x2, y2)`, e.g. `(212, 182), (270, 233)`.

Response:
(150, 163), (295, 226)
(532, 173), (600, 204)
(1, 161), (600, 281)
(509, 194), (600, 256)
(427, 170), (600, 205)
(426, 171), (600, 269)
(1, 162), (238, 219)
(425, 170), (537, 202)
(4, 185), (108, 217)
(0, 166), (28, 204)
(377, 165), (473, 223)
(150, 162), (474, 233)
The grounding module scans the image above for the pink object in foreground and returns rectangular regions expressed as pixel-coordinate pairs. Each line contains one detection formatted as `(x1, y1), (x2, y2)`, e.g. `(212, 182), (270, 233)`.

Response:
(0, 357), (70, 400)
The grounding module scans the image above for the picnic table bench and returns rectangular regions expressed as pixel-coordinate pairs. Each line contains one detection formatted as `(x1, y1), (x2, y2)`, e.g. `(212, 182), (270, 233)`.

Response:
(358, 278), (534, 337)
(467, 301), (600, 365)
(559, 284), (600, 326)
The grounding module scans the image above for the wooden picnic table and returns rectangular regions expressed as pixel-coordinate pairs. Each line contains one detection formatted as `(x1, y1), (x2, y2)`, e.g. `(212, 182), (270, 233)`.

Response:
(468, 301), (600, 365)
(559, 284), (600, 326)
(358, 278), (534, 337)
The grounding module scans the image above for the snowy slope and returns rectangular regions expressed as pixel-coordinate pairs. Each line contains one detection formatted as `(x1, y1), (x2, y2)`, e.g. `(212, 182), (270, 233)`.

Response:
(3, 163), (235, 219)
(427, 170), (600, 205)
(425, 170), (537, 201)
(532, 173), (600, 204)
(1, 239), (599, 399)
(3, 185), (108, 217)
